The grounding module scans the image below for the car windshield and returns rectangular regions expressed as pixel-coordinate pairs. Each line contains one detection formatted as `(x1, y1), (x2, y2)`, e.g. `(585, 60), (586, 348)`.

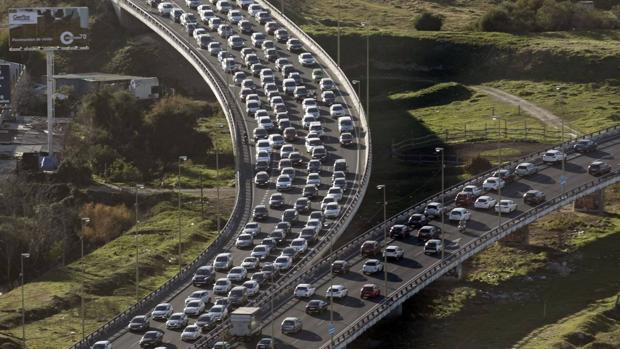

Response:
(366, 261), (377, 266)
(427, 205), (437, 210)
(144, 332), (158, 339)
(283, 320), (295, 326)
(170, 314), (182, 320)
(362, 286), (374, 292)
(187, 301), (201, 307)
(215, 280), (228, 286)
(215, 256), (228, 262)
(154, 305), (168, 311)
(230, 289), (243, 297)
(292, 240), (303, 246)
(210, 306), (223, 313)
(255, 246), (266, 252)
(132, 317), (146, 323)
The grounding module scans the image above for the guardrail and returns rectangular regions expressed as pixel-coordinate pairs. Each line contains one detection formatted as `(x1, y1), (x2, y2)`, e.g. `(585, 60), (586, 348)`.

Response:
(205, 124), (620, 348)
(68, 1), (253, 348)
(321, 170), (620, 348)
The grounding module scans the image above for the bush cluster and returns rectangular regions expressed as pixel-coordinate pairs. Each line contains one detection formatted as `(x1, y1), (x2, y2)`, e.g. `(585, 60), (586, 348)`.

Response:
(413, 12), (444, 31)
(478, 0), (618, 33)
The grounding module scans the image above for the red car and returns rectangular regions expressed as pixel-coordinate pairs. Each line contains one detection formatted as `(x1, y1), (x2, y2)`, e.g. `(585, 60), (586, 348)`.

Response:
(454, 192), (475, 207)
(360, 284), (381, 299)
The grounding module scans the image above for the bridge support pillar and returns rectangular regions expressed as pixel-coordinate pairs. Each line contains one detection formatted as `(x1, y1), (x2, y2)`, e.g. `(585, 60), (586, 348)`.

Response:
(574, 190), (605, 214)
(501, 225), (529, 245)
(443, 263), (463, 280)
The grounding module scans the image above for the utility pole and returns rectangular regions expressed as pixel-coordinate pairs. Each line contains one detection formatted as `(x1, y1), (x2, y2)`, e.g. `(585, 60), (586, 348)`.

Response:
(492, 116), (502, 226)
(377, 185), (388, 296)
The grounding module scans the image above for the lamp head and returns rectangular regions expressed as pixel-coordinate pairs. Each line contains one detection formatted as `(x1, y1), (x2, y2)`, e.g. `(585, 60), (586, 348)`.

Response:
(435, 147), (444, 153)
(21, 253), (30, 258)
(376, 184), (385, 190)
(179, 155), (188, 161)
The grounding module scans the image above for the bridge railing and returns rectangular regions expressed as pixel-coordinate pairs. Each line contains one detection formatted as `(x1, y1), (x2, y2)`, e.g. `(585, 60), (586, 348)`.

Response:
(68, 1), (253, 348)
(321, 170), (620, 348)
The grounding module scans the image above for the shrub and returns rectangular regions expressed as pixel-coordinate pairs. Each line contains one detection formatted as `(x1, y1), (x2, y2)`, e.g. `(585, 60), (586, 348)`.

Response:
(413, 12), (444, 31)
(465, 155), (493, 175)
(108, 158), (141, 183)
(54, 159), (92, 186)
(80, 203), (134, 243)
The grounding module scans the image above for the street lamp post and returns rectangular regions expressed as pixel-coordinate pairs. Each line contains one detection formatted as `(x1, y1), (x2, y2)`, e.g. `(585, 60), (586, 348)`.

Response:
(352, 80), (362, 118)
(377, 184), (388, 296)
(434, 148), (445, 260)
(135, 185), (144, 301)
(216, 124), (224, 232)
(177, 155), (188, 272)
(337, 0), (341, 66)
(556, 86), (566, 196)
(80, 217), (90, 341)
(492, 116), (502, 226)
(20, 252), (30, 348)
(361, 21), (370, 123)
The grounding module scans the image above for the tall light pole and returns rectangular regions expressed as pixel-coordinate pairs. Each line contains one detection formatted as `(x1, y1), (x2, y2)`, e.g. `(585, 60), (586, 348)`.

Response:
(135, 184), (144, 301)
(556, 86), (566, 196)
(376, 184), (388, 296)
(352, 80), (362, 117)
(216, 124), (224, 232)
(20, 252), (29, 348)
(337, 0), (341, 66)
(434, 148), (445, 260)
(79, 217), (90, 341)
(492, 116), (502, 226)
(177, 155), (188, 272)
(361, 21), (370, 124)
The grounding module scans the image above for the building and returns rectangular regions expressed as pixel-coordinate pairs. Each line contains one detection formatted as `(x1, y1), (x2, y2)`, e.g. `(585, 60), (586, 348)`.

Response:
(54, 72), (160, 100)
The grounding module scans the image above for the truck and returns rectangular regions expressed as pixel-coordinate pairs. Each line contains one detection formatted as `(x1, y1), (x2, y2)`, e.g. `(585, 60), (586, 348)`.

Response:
(230, 307), (261, 338)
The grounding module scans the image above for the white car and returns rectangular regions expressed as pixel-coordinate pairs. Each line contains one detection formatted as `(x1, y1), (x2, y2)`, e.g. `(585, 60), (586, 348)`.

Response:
(276, 174), (293, 191)
(305, 137), (323, 153)
(274, 256), (292, 270)
(180, 12), (197, 26)
(185, 0), (201, 8)
(91, 341), (112, 349)
(298, 52), (316, 66)
(268, 134), (285, 149)
(424, 239), (443, 255)
(448, 207), (471, 222)
(166, 312), (188, 329)
(256, 139), (272, 154)
(282, 78), (296, 94)
(200, 9), (216, 22)
(227, 9), (243, 23)
(251, 244), (270, 260)
(237, 0), (254, 9)
(280, 144), (295, 159)
(495, 199), (517, 213)
(208, 16), (222, 31)
(302, 114), (319, 129)
(246, 100), (260, 115)
(302, 98), (318, 110)
(462, 185), (482, 197)
(319, 78), (335, 91)
(515, 162), (538, 176)
(151, 303), (173, 320)
(543, 149), (566, 163)
(325, 285), (348, 299)
(321, 196), (336, 211)
(383, 245), (405, 260)
(207, 41), (222, 55)
(304, 105), (320, 118)
(193, 27), (208, 41)
(305, 219), (322, 234)
(323, 202), (341, 218)
(251, 32), (266, 47)
(216, 0), (233, 13)
(243, 280), (260, 296)
(241, 256), (259, 270)
(327, 186), (343, 201)
(424, 202), (444, 217)
(257, 116), (274, 130)
(158, 2), (175, 16)
(308, 122), (324, 138)
(255, 149), (271, 163)
(362, 259), (384, 274)
(330, 104), (345, 118)
(183, 300), (205, 316)
(185, 290), (210, 305)
(206, 304), (228, 321)
(482, 176), (505, 191)
(306, 173), (321, 187)
(217, 24), (233, 38)
(212, 278), (232, 295)
(181, 324), (201, 341)
(244, 222), (261, 237)
(338, 116), (354, 133)
(227, 266), (248, 282)
(474, 195), (497, 209)
(294, 283), (316, 298)
(290, 238), (308, 253)
(275, 28), (289, 42)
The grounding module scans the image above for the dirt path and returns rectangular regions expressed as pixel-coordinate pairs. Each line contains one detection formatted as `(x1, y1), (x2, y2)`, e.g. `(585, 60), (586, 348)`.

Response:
(88, 181), (236, 200)
(473, 85), (581, 138)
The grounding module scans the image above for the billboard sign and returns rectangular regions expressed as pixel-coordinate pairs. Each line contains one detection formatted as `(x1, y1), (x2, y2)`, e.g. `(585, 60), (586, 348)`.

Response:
(0, 65), (10, 105)
(8, 7), (89, 51)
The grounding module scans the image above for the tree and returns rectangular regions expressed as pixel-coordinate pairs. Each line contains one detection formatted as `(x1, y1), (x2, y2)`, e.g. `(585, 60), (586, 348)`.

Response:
(413, 12), (444, 31)
(479, 7), (516, 32)
(536, 0), (571, 31)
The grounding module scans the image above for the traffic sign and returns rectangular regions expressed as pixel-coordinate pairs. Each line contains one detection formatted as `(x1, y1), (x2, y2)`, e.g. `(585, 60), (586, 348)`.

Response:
(328, 322), (336, 336)
(560, 175), (567, 185)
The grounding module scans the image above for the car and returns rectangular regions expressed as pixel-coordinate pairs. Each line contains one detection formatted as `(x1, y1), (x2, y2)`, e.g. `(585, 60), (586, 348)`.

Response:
(139, 330), (164, 347)
(250, 272), (267, 286)
(281, 317), (302, 334)
(253, 205), (268, 220)
(383, 245), (405, 261)
(330, 104), (346, 118)
(157, 2), (174, 16)
(281, 208), (298, 223)
(241, 256), (260, 270)
(312, 146), (328, 162)
(91, 341), (112, 349)
(298, 52), (316, 66)
(261, 262), (280, 279)
(216, 0), (232, 13)
(407, 213), (428, 228)
(455, 191), (476, 206)
(295, 197), (312, 213)
(493, 168), (516, 183)
(181, 324), (201, 341)
(323, 202), (341, 218)
(333, 158), (347, 173)
(423, 202), (444, 217)
(331, 260), (349, 274)
(294, 86), (309, 101)
(287, 38), (303, 52)
(207, 304), (228, 321)
(151, 303), (173, 320)
(523, 190), (546, 205)
(193, 27), (208, 40)
(184, 300), (205, 317)
(321, 90), (336, 105)
(185, 290), (211, 305)
(227, 9), (243, 23)
(275, 28), (289, 42)
(515, 162), (538, 176)
(213, 278), (232, 295)
(325, 285), (348, 300)
(340, 132), (354, 146)
(303, 173), (320, 187)
(543, 149), (566, 164)
(265, 20), (279, 34)
(185, 0), (201, 9)
(165, 312), (188, 329)
(199, 9), (216, 22)
(424, 239), (443, 255)
(290, 238), (308, 253)
(390, 224), (410, 239)
(482, 176), (505, 191)
(264, 48), (278, 62)
(297, 226), (317, 242)
(321, 196), (337, 211)
(276, 175), (293, 191)
(474, 195), (497, 209)
(280, 144), (295, 159)
(360, 284), (381, 299)
(319, 77), (335, 91)
(269, 193), (285, 208)
(192, 266), (215, 287)
(331, 170), (345, 182)
(302, 114), (319, 129)
(274, 255), (293, 270)
(251, 245), (270, 260)
(417, 225), (441, 241)
(362, 259), (384, 274)
(228, 286), (248, 306)
(305, 137), (322, 153)
(448, 207), (471, 222)
(495, 199), (517, 213)
(338, 116), (354, 133)
(147, 0), (162, 8)
(128, 315), (150, 332)
(253, 127), (268, 141)
(243, 280), (260, 297)
(281, 246), (300, 260)
(281, 166), (296, 179)
(196, 33), (211, 48)
(305, 299), (328, 314)
(288, 151), (303, 166)
(238, 18), (253, 33)
(213, 341), (232, 349)
(235, 71), (248, 86)
(268, 134), (285, 149)
(208, 16), (223, 31)
(213, 252), (233, 271)
(254, 171), (269, 187)
(294, 283), (316, 298)
(302, 184), (319, 198)
(256, 337), (275, 349)
(255, 10), (272, 24)
(248, 3), (263, 16)
(196, 313), (218, 331)
(207, 41), (222, 55)
(574, 138), (597, 152)
(227, 266), (248, 282)
(588, 160), (611, 176)
(170, 8), (184, 22)
(244, 222), (261, 237)
(462, 185), (482, 197)
(276, 221), (292, 234)
(251, 32), (266, 48)
(227, 35), (244, 50)
(218, 24), (233, 38)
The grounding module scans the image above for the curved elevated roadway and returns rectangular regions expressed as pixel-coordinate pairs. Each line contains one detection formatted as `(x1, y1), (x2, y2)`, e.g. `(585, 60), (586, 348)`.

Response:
(72, 0), (371, 348)
(229, 126), (620, 349)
